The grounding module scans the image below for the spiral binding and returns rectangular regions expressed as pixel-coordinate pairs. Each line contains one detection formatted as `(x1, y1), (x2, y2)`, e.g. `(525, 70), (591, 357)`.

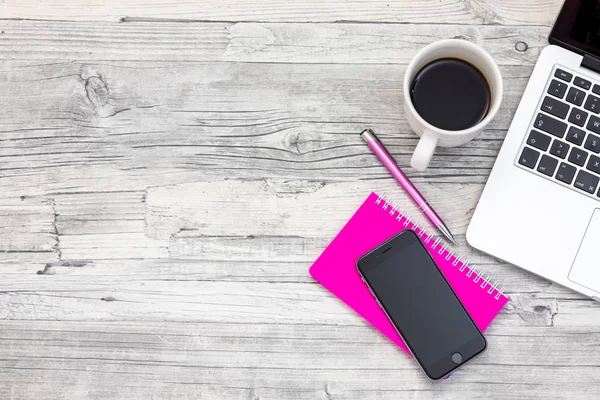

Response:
(375, 194), (506, 300)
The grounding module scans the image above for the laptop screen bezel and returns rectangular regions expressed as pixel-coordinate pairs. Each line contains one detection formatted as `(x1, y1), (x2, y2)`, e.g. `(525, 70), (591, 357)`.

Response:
(549, 0), (600, 60)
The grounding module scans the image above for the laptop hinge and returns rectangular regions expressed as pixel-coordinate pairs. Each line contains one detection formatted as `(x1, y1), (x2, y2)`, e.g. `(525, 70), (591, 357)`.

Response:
(581, 54), (600, 74)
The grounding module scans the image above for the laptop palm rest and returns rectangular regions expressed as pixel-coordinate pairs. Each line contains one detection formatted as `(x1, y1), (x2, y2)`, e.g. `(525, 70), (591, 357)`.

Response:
(569, 209), (600, 295)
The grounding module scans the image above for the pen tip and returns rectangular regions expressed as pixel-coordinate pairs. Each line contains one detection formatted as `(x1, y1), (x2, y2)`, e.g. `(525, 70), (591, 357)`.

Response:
(438, 223), (456, 245)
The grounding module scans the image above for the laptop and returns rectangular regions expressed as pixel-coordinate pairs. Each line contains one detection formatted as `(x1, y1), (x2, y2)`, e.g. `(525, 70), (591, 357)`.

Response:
(467, 0), (600, 301)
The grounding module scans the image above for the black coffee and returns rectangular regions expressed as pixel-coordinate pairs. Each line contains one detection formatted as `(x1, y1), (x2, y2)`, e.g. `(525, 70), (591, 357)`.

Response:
(410, 58), (490, 131)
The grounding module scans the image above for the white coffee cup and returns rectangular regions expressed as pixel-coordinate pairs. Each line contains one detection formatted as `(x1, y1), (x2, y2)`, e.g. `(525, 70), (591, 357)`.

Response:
(404, 39), (503, 170)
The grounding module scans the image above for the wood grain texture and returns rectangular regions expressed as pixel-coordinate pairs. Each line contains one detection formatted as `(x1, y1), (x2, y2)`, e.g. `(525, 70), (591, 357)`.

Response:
(0, 20), (546, 64)
(2, 321), (600, 400)
(1, 4), (600, 400)
(0, 60), (533, 183)
(1, 0), (564, 25)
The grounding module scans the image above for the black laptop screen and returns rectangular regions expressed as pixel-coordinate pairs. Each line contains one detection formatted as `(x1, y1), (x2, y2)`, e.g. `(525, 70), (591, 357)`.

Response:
(550, 0), (600, 58)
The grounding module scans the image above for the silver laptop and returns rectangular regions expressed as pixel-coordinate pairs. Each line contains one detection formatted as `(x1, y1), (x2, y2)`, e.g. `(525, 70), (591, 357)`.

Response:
(468, 0), (600, 301)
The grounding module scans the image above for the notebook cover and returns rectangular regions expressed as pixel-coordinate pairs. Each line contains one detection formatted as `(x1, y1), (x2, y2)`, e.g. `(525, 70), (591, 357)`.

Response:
(309, 192), (509, 353)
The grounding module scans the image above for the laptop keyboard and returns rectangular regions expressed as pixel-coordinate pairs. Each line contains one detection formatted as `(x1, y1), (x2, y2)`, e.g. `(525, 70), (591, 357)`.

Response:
(516, 66), (600, 199)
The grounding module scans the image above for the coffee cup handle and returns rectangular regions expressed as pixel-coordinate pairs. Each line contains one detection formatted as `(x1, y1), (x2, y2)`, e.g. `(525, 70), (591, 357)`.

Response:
(410, 133), (438, 171)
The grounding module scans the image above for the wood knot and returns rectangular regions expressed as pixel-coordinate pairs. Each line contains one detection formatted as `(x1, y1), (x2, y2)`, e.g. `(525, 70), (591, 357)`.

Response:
(85, 76), (109, 106)
(506, 295), (558, 326)
(515, 41), (528, 52)
(284, 129), (319, 155)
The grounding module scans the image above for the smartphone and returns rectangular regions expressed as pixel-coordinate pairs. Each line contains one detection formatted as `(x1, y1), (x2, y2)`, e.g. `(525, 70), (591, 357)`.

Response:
(356, 230), (486, 380)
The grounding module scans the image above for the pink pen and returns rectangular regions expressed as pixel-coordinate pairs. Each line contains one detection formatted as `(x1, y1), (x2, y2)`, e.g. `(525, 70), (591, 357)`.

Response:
(360, 128), (456, 244)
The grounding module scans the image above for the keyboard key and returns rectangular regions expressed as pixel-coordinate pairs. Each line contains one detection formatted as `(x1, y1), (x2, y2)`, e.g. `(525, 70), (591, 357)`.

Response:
(518, 147), (540, 169)
(587, 115), (600, 134)
(541, 96), (569, 119)
(537, 155), (558, 176)
(594, 84), (600, 95)
(584, 133), (600, 153)
(526, 130), (552, 151)
(569, 147), (588, 166)
(548, 79), (567, 98)
(566, 87), (586, 106)
(550, 139), (570, 159)
(568, 108), (589, 126)
(584, 94), (600, 114)
(574, 170), (600, 194)
(556, 162), (577, 184)
(566, 126), (586, 145)
(586, 154), (600, 174)
(574, 76), (592, 90)
(555, 68), (573, 82)
(534, 113), (567, 137)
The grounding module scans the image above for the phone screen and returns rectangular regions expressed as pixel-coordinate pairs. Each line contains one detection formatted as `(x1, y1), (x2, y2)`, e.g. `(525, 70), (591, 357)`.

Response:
(357, 230), (486, 379)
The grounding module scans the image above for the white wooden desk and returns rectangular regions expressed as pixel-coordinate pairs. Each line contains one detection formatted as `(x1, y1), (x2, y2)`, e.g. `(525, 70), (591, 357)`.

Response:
(2, 1), (598, 399)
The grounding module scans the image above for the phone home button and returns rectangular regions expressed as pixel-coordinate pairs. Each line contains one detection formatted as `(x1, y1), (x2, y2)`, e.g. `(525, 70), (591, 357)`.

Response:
(451, 352), (462, 364)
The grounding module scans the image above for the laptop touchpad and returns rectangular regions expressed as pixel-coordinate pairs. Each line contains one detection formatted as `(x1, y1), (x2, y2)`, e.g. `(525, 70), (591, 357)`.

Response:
(569, 209), (600, 294)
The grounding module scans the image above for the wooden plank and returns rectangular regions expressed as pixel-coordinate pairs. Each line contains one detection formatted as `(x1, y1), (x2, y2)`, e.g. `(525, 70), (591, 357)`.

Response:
(52, 190), (169, 259)
(58, 232), (169, 259)
(0, 197), (55, 252)
(0, 20), (547, 64)
(0, 59), (532, 196)
(0, 270), (593, 327)
(169, 232), (330, 262)
(223, 23), (545, 65)
(6, 321), (598, 367)
(5, 324), (597, 370)
(0, 255), (563, 296)
(144, 180), (481, 236)
(0, 197), (58, 264)
(0, 0), (563, 25)
(1, 321), (600, 400)
(54, 191), (146, 235)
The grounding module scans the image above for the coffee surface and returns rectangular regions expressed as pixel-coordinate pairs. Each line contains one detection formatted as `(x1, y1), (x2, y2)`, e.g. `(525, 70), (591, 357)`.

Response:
(410, 58), (490, 131)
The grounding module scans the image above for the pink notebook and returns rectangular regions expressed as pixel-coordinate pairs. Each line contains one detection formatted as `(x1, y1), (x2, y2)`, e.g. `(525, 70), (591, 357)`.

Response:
(310, 192), (509, 354)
